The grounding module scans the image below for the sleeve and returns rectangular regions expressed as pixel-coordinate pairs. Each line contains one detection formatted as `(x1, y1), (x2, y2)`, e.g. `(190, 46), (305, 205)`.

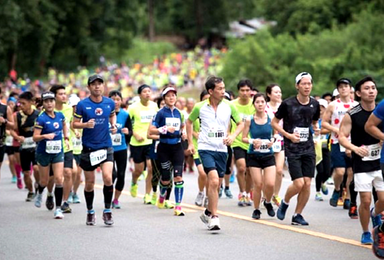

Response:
(229, 102), (241, 124)
(109, 99), (115, 116)
(274, 100), (287, 120)
(313, 101), (320, 121)
(34, 115), (44, 129)
(74, 101), (83, 119)
(152, 111), (161, 128)
(373, 99), (384, 121)
(188, 102), (202, 122)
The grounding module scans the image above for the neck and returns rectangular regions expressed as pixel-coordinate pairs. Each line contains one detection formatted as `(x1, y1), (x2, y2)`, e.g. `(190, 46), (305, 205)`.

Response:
(115, 108), (120, 113)
(255, 111), (265, 118)
(340, 95), (350, 103)
(269, 100), (278, 107)
(46, 110), (55, 117)
(297, 93), (309, 104)
(238, 97), (249, 105)
(141, 99), (148, 106)
(24, 108), (33, 115)
(209, 96), (221, 108)
(90, 95), (102, 103)
(360, 100), (375, 111)
(166, 104), (174, 110)
(55, 102), (64, 110)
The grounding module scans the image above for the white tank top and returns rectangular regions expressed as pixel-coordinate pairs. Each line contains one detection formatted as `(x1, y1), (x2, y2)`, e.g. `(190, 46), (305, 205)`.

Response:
(330, 98), (358, 144)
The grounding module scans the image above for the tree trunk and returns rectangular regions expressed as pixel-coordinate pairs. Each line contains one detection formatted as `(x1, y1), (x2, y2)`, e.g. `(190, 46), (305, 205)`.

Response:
(148, 0), (155, 42)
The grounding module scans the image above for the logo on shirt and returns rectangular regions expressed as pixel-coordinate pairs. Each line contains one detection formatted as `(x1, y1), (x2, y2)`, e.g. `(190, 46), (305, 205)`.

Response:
(53, 122), (59, 129)
(95, 108), (103, 116)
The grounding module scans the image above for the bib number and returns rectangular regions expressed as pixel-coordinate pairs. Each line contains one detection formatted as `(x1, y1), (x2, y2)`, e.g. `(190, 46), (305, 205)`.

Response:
(72, 137), (82, 149)
(272, 140), (281, 153)
(254, 139), (270, 153)
(140, 111), (154, 123)
(165, 118), (181, 131)
(111, 133), (122, 146)
(90, 149), (107, 166)
(5, 135), (13, 146)
(362, 143), (381, 161)
(22, 137), (36, 149)
(46, 140), (62, 154)
(294, 127), (309, 142)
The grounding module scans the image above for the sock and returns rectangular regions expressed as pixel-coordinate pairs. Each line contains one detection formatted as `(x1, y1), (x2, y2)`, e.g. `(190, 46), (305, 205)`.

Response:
(174, 181), (184, 206)
(153, 185), (157, 193)
(38, 184), (45, 194)
(84, 190), (94, 210)
(15, 164), (22, 178)
(166, 187), (172, 200)
(103, 185), (114, 209)
(225, 186), (229, 190)
(159, 183), (167, 203)
(242, 191), (247, 197)
(205, 209), (211, 216)
(47, 192), (53, 196)
(54, 185), (63, 208)
(283, 199), (289, 205)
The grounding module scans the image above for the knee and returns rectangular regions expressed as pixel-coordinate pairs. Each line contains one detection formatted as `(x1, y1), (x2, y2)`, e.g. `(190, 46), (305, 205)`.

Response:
(294, 180), (305, 190)
(40, 179), (48, 187)
(254, 182), (263, 191)
(209, 178), (220, 189)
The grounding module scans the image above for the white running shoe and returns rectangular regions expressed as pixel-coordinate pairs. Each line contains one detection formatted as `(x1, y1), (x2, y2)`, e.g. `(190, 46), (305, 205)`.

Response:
(54, 209), (64, 219)
(200, 211), (210, 225)
(195, 192), (204, 206)
(208, 216), (221, 231)
(34, 193), (43, 208)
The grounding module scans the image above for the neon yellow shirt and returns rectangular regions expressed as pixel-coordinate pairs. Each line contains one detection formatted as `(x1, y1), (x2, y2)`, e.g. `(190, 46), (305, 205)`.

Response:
(230, 98), (255, 150)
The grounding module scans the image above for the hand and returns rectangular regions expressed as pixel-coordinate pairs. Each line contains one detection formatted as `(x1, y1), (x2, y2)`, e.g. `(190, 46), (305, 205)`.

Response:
(167, 126), (175, 133)
(75, 130), (81, 138)
(0, 117), (5, 124)
(313, 128), (320, 136)
(267, 140), (274, 148)
(18, 136), (25, 143)
(187, 143), (195, 155)
(135, 133), (144, 142)
(64, 139), (70, 150)
(87, 119), (95, 129)
(353, 146), (368, 157)
(223, 134), (235, 146)
(110, 124), (117, 134)
(289, 132), (300, 143)
(181, 132), (187, 141)
(121, 128), (129, 135)
(45, 133), (55, 140)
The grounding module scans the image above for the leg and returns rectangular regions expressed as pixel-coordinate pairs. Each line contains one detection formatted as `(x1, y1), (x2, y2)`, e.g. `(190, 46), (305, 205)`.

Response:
(113, 150), (127, 202)
(101, 161), (114, 209)
(359, 192), (372, 232)
(274, 151), (285, 196)
(263, 166), (276, 203)
(52, 162), (64, 209)
(250, 167), (263, 209)
(207, 170), (220, 216)
(295, 177), (312, 214)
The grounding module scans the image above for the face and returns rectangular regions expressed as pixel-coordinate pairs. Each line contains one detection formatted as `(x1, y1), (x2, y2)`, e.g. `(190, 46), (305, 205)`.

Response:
(296, 77), (312, 97)
(268, 86), (282, 103)
(139, 88), (152, 101)
(238, 86), (251, 100)
(254, 96), (266, 112)
(357, 81), (377, 102)
(55, 89), (67, 104)
(350, 89), (355, 100)
(177, 97), (186, 109)
(209, 82), (225, 101)
(43, 99), (55, 112)
(337, 83), (351, 98)
(111, 95), (122, 110)
(159, 100), (165, 108)
(7, 101), (15, 110)
(164, 92), (177, 107)
(88, 80), (104, 97)
(201, 94), (210, 101)
(186, 99), (195, 111)
(18, 98), (32, 113)
(324, 95), (332, 103)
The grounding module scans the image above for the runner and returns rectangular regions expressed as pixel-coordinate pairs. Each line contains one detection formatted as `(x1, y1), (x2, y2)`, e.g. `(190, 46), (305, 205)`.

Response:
(33, 91), (69, 219)
(1, 95), (16, 182)
(321, 78), (358, 208)
(187, 76), (243, 230)
(231, 79), (255, 207)
(11, 91), (40, 201)
(242, 93), (276, 219)
(108, 90), (131, 209)
(272, 72), (320, 225)
(73, 74), (117, 226)
(338, 76), (383, 245)
(127, 84), (158, 204)
(149, 86), (185, 216)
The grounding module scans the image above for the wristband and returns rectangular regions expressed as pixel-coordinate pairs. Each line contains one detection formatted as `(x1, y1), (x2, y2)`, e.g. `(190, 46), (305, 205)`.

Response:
(158, 126), (167, 135)
(64, 137), (69, 141)
(248, 138), (254, 145)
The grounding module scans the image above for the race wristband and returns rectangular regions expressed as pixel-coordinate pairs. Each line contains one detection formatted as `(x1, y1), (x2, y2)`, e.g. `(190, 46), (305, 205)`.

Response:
(158, 126), (167, 135)
(248, 138), (254, 145)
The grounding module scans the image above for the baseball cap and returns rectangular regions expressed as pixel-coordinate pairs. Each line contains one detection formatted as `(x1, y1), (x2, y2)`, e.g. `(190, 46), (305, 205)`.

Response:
(41, 91), (55, 100)
(295, 72), (312, 84)
(68, 94), (80, 107)
(88, 74), (104, 85)
(318, 99), (328, 109)
(336, 78), (352, 88)
(332, 89), (339, 97)
(162, 87), (177, 97)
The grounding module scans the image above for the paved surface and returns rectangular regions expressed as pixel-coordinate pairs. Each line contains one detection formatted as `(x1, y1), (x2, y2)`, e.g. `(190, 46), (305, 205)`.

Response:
(0, 157), (377, 260)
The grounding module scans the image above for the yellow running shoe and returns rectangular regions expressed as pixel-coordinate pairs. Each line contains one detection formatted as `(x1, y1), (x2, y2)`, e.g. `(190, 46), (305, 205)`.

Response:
(174, 206), (185, 216)
(138, 170), (148, 181)
(164, 200), (174, 209)
(130, 183), (138, 198)
(157, 198), (166, 209)
(144, 193), (152, 204)
(151, 192), (158, 205)
(272, 195), (282, 207)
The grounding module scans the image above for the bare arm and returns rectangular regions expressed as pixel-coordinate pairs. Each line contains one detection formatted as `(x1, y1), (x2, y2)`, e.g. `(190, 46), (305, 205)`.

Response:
(271, 117), (299, 143)
(365, 113), (384, 141)
(339, 114), (368, 157)
(321, 103), (339, 134)
(5, 106), (14, 129)
(186, 119), (195, 154)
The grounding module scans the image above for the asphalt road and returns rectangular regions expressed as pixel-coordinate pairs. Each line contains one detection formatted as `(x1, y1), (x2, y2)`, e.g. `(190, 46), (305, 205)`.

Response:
(0, 157), (377, 260)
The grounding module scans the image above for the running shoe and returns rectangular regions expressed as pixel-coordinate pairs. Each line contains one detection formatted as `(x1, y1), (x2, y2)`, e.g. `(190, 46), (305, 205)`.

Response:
(143, 193), (152, 204)
(86, 210), (96, 225)
(164, 200), (174, 209)
(34, 193), (42, 208)
(26, 192), (35, 202)
(204, 197), (209, 208)
(103, 209), (114, 226)
(245, 195), (252, 206)
(343, 199), (350, 210)
(12, 176), (17, 183)
(67, 192), (74, 204)
(264, 201), (275, 217)
(174, 206), (185, 216)
(138, 170), (147, 181)
(252, 209), (261, 219)
(272, 195), (281, 207)
(208, 216), (221, 230)
(195, 192), (204, 207)
(371, 208), (382, 228)
(329, 189), (340, 207)
(229, 173), (235, 183)
(54, 209), (64, 219)
(151, 192), (158, 205)
(321, 183), (329, 195)
(130, 182), (138, 198)
(277, 200), (289, 220)
(61, 202), (72, 213)
(361, 231), (373, 245)
(315, 193), (323, 201)
(17, 178), (23, 189)
(219, 187), (223, 198)
(200, 211), (210, 225)
(46, 195), (54, 210)
(224, 188), (233, 199)
(238, 194), (246, 207)
(72, 193), (81, 204)
(157, 198), (166, 209)
(348, 204), (358, 219)
(372, 226), (384, 258)
(292, 214), (309, 226)
(112, 199), (121, 209)
(326, 177), (334, 185)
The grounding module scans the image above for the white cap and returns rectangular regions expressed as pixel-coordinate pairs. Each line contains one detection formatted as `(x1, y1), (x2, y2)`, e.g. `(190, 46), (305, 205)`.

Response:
(318, 99), (328, 109)
(332, 89), (339, 97)
(161, 87), (177, 98)
(68, 94), (80, 107)
(351, 87), (355, 92)
(295, 72), (312, 84)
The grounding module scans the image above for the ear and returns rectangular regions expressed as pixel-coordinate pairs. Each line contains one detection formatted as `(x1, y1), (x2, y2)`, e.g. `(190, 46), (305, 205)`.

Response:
(355, 90), (361, 98)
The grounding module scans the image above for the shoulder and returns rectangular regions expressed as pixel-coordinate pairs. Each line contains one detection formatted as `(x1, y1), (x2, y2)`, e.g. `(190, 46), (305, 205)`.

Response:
(348, 104), (362, 116)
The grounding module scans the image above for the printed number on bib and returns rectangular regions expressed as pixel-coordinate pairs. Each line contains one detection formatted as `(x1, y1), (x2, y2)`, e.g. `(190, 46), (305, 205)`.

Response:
(165, 118), (181, 131)
(72, 137), (82, 148)
(46, 140), (62, 154)
(207, 126), (225, 140)
(90, 149), (107, 166)
(5, 135), (13, 146)
(362, 143), (381, 161)
(272, 140), (281, 153)
(140, 111), (154, 123)
(255, 139), (270, 153)
(22, 137), (36, 149)
(111, 133), (122, 146)
(294, 127), (309, 142)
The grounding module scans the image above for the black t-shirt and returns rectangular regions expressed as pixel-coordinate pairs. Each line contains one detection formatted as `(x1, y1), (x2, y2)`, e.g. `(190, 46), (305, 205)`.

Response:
(349, 104), (381, 173)
(275, 96), (320, 156)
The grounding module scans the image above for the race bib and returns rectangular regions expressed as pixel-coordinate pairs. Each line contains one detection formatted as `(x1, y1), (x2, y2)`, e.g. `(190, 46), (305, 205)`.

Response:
(254, 139), (271, 153)
(362, 143), (381, 161)
(240, 113), (251, 122)
(272, 140), (281, 153)
(5, 135), (13, 146)
(111, 133), (122, 146)
(339, 144), (346, 153)
(207, 126), (225, 140)
(46, 140), (62, 154)
(90, 149), (107, 166)
(294, 127), (309, 142)
(22, 137), (36, 149)
(72, 137), (82, 148)
(140, 111), (154, 123)
(165, 117), (181, 131)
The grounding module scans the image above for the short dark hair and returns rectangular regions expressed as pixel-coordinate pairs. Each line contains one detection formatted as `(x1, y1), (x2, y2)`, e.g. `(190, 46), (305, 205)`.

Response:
(355, 76), (376, 93)
(321, 92), (332, 99)
(109, 90), (123, 99)
(19, 91), (34, 101)
(265, 83), (279, 102)
(200, 90), (209, 101)
(50, 84), (65, 95)
(252, 93), (267, 104)
(138, 84), (151, 94)
(154, 96), (163, 108)
(237, 79), (253, 90)
(205, 76), (223, 92)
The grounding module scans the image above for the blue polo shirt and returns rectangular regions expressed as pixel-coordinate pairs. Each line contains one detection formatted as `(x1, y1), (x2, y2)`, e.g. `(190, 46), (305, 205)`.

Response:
(152, 106), (184, 145)
(34, 111), (65, 154)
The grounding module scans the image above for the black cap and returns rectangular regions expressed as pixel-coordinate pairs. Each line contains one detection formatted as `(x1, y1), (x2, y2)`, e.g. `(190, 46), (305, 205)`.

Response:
(336, 78), (352, 88)
(88, 74), (104, 85)
(41, 91), (55, 100)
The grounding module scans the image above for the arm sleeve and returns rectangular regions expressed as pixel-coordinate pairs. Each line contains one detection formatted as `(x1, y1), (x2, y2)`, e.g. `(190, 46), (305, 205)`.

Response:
(188, 103), (201, 122)
(125, 114), (133, 145)
(152, 111), (161, 128)
(229, 102), (241, 124)
(74, 102), (83, 119)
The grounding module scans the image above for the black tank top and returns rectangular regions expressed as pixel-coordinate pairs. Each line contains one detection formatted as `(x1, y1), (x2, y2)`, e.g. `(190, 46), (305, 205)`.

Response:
(17, 109), (39, 138)
(349, 104), (381, 173)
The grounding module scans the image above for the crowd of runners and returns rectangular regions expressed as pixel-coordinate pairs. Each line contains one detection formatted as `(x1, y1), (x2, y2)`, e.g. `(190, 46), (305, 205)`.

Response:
(0, 72), (384, 258)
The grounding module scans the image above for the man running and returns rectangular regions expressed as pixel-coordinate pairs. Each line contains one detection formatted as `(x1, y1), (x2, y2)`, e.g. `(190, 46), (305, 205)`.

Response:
(272, 72), (320, 225)
(73, 74), (117, 226)
(187, 76), (243, 230)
